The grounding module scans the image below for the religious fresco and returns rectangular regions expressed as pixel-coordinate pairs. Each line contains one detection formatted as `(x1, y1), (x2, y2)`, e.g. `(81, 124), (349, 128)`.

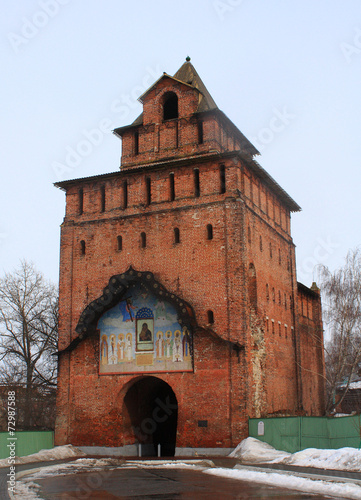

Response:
(98, 282), (192, 374)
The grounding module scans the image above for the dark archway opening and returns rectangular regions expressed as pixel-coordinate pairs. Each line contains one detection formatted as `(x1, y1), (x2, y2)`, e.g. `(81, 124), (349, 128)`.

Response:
(124, 376), (178, 457)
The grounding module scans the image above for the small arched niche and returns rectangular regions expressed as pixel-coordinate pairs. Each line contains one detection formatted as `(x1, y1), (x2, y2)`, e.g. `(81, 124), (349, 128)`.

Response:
(163, 92), (178, 120)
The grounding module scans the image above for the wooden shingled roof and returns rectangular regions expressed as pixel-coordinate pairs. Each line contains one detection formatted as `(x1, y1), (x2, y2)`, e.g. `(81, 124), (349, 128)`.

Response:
(173, 59), (218, 113)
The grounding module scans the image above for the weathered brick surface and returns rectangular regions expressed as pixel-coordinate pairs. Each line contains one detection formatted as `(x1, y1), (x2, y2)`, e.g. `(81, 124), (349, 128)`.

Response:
(55, 64), (325, 451)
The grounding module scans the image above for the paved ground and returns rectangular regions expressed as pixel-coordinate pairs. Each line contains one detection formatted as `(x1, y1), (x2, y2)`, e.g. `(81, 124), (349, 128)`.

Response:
(2, 456), (360, 499)
(0, 457), (361, 500)
(23, 466), (330, 499)
(0, 459), (77, 500)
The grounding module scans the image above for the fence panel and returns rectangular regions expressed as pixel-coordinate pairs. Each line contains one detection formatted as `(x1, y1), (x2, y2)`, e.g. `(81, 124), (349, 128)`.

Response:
(249, 415), (361, 453)
(326, 415), (361, 449)
(301, 416), (330, 450)
(0, 431), (54, 459)
(248, 417), (300, 453)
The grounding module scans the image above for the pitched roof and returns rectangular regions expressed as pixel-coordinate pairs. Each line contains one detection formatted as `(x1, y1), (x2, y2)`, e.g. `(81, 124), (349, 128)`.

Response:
(173, 60), (218, 112)
(129, 59), (218, 127)
(137, 73), (197, 103)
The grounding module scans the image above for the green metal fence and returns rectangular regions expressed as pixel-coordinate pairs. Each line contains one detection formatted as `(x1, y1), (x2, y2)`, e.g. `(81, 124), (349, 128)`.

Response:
(1, 418), (360, 459)
(0, 431), (54, 460)
(249, 415), (361, 453)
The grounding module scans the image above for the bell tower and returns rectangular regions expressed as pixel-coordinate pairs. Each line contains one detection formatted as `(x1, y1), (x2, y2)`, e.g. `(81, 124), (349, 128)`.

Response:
(113, 57), (258, 168)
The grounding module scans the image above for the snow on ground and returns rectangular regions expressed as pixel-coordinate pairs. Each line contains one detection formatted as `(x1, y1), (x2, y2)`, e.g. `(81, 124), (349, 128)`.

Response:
(229, 436), (291, 462)
(349, 381), (361, 389)
(339, 381), (361, 390)
(206, 467), (361, 500)
(0, 444), (85, 469)
(13, 480), (42, 500)
(288, 447), (361, 472)
(16, 458), (208, 481)
(230, 437), (361, 472)
(17, 458), (125, 479)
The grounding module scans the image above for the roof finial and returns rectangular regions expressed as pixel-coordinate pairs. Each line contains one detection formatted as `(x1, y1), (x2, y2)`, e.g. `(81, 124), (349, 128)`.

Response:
(186, 55), (191, 62)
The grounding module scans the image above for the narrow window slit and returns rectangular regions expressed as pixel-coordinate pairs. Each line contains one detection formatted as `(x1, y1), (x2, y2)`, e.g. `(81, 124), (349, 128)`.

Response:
(220, 165), (226, 194)
(79, 188), (83, 215)
(194, 169), (200, 197)
(169, 173), (175, 201)
(146, 177), (151, 205)
(100, 185), (106, 212)
(174, 227), (180, 244)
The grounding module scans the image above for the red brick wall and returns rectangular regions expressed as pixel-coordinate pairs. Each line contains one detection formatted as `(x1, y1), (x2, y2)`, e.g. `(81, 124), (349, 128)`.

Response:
(297, 285), (325, 415)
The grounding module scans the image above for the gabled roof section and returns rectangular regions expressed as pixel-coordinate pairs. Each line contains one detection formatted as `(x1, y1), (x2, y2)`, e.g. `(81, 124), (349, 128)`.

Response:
(127, 58), (218, 128)
(138, 73), (199, 103)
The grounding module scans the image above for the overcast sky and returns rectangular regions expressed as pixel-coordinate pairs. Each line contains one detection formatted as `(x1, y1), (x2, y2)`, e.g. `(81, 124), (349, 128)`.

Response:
(1, 0), (360, 286)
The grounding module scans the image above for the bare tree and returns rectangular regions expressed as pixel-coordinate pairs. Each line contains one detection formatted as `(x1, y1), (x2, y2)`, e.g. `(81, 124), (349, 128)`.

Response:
(319, 248), (361, 414)
(0, 261), (58, 429)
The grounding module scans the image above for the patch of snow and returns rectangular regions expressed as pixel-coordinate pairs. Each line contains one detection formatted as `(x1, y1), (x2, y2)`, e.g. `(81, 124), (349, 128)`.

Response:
(13, 481), (42, 500)
(338, 380), (361, 390)
(144, 461), (212, 469)
(349, 381), (361, 390)
(287, 447), (361, 472)
(205, 467), (361, 500)
(230, 437), (361, 472)
(17, 458), (125, 480)
(125, 459), (214, 468)
(0, 444), (85, 469)
(229, 437), (291, 462)
(17, 458), (214, 483)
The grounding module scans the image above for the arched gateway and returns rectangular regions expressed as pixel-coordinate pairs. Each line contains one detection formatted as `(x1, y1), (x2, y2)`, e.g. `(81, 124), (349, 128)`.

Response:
(123, 376), (178, 457)
(56, 268), (195, 454)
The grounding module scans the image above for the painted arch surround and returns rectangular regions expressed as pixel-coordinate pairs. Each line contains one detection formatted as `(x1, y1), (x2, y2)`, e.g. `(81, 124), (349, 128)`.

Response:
(98, 279), (192, 374)
(61, 268), (195, 375)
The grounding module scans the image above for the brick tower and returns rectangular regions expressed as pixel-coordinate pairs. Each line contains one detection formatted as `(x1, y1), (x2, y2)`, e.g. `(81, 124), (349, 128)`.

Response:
(54, 58), (325, 456)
